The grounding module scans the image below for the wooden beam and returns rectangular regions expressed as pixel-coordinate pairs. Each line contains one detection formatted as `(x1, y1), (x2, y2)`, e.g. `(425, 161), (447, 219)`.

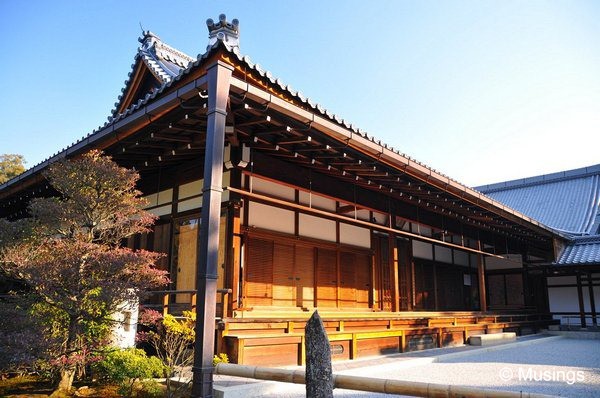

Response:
(151, 132), (194, 143)
(227, 186), (520, 261)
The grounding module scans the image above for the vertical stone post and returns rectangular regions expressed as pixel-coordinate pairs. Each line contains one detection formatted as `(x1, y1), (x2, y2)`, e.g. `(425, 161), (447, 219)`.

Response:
(191, 59), (233, 398)
(305, 311), (333, 398)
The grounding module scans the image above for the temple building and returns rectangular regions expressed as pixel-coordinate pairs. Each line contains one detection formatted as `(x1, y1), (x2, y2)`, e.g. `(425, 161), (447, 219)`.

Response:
(478, 165), (600, 328)
(2, 15), (591, 368)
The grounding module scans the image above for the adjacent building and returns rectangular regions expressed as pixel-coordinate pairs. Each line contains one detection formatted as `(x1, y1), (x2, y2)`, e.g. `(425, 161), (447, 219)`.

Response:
(478, 165), (600, 328)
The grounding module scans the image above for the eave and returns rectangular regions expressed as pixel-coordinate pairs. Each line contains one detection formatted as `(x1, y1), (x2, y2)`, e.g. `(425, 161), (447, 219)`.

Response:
(0, 42), (566, 250)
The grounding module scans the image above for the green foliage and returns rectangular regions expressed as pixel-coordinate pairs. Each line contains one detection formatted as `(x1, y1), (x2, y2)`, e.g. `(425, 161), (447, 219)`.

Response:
(137, 309), (195, 397)
(162, 311), (196, 341)
(0, 151), (169, 393)
(95, 348), (165, 397)
(136, 379), (164, 398)
(95, 348), (164, 383)
(213, 353), (229, 366)
(0, 154), (26, 184)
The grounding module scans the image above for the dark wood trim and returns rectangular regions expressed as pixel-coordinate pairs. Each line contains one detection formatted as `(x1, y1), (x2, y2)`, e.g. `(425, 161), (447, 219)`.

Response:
(192, 59), (233, 398)
(576, 273), (586, 328)
(477, 254), (487, 312)
(587, 272), (597, 326)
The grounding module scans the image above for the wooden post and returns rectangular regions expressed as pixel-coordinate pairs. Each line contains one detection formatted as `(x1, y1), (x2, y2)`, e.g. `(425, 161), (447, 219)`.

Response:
(191, 59), (233, 398)
(391, 234), (400, 312)
(162, 292), (170, 317)
(191, 293), (197, 313)
(230, 205), (242, 315)
(576, 273), (587, 328)
(477, 254), (487, 312)
(587, 272), (597, 326)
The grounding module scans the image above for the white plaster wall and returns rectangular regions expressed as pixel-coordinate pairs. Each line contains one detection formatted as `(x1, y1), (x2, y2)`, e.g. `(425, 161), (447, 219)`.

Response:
(179, 179), (202, 199)
(298, 191), (336, 211)
(356, 209), (371, 222)
(372, 212), (388, 226)
(248, 202), (295, 234)
(434, 245), (452, 264)
(148, 204), (172, 217)
(413, 240), (433, 260)
(299, 213), (336, 242)
(454, 250), (469, 266)
(548, 286), (579, 313)
(339, 223), (371, 248)
(144, 188), (173, 207)
(178, 196), (202, 213)
(251, 177), (295, 201)
(486, 256), (522, 270)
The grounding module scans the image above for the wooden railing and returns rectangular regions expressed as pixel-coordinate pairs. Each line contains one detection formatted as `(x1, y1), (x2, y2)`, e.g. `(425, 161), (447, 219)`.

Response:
(143, 288), (232, 318)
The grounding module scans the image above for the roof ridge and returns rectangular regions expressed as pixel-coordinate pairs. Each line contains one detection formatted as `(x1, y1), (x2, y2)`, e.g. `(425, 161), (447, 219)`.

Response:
(476, 164), (600, 193)
(110, 30), (193, 116)
(154, 40), (195, 67)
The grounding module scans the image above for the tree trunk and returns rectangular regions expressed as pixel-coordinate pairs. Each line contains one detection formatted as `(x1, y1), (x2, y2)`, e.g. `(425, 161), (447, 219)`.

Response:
(55, 367), (75, 394)
(53, 316), (79, 394)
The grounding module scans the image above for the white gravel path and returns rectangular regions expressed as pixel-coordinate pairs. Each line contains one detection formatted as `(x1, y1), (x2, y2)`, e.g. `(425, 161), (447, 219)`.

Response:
(251, 336), (600, 397)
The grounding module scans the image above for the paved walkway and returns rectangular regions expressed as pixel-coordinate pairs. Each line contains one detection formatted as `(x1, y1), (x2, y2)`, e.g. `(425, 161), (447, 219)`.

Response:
(214, 334), (600, 397)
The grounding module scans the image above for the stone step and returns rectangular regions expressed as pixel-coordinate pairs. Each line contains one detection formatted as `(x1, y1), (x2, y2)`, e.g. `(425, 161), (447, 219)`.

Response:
(468, 332), (516, 346)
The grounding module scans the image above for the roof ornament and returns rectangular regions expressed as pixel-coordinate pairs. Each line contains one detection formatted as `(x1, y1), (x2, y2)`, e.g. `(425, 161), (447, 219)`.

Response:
(138, 30), (161, 46)
(206, 14), (240, 51)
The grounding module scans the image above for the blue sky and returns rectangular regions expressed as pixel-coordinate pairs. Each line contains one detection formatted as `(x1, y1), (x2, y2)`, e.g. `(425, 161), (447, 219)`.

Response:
(0, 1), (598, 186)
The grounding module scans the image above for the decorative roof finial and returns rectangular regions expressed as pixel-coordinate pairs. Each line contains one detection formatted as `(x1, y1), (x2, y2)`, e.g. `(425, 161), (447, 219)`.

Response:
(206, 14), (239, 51)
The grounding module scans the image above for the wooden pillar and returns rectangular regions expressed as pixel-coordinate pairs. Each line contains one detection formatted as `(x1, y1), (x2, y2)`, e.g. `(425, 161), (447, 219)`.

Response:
(229, 205), (242, 314)
(391, 234), (400, 312)
(576, 273), (587, 328)
(587, 272), (597, 326)
(477, 254), (487, 312)
(191, 60), (233, 398)
(409, 240), (416, 310)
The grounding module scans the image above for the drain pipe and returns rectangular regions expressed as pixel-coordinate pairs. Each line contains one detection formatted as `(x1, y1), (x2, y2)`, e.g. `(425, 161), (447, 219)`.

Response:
(215, 363), (556, 398)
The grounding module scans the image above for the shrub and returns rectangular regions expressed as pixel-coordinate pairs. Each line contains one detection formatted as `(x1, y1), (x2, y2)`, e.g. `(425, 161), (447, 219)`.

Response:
(137, 309), (195, 397)
(94, 348), (165, 397)
(213, 353), (229, 366)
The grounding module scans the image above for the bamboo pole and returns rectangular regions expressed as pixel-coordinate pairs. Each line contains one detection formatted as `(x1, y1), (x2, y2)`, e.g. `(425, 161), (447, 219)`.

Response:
(214, 363), (556, 398)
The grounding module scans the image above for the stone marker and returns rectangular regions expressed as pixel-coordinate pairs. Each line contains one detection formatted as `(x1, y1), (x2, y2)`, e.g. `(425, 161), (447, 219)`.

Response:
(305, 310), (333, 398)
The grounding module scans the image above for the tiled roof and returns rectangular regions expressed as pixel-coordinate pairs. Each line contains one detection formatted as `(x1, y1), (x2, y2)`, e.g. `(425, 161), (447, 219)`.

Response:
(0, 31), (572, 241)
(556, 235), (600, 265)
(112, 31), (195, 116)
(2, 36), (465, 195)
(476, 165), (600, 235)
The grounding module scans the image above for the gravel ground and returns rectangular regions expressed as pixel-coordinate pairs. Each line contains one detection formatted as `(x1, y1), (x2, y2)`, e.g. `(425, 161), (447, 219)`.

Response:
(252, 336), (600, 397)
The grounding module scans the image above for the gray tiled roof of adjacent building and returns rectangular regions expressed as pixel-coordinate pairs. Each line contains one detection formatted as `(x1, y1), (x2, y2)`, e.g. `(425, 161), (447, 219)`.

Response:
(476, 165), (600, 236)
(556, 235), (600, 265)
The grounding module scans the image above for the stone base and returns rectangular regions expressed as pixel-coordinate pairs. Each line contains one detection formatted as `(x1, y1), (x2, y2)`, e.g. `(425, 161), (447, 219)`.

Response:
(468, 332), (516, 346)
